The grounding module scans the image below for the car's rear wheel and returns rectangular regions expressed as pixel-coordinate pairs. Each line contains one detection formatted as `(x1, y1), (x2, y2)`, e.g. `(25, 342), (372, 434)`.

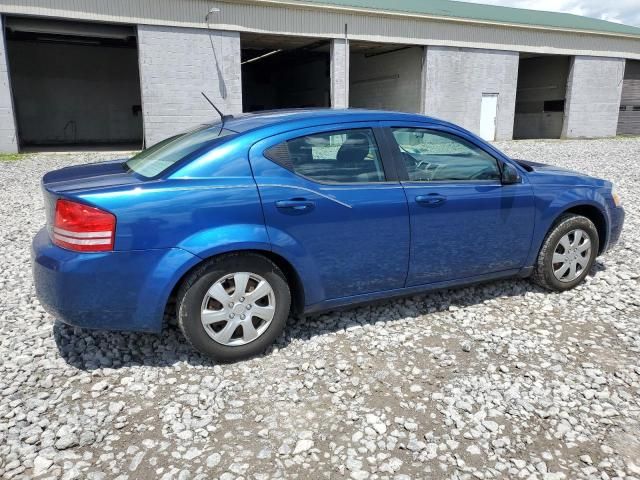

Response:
(533, 214), (599, 291)
(177, 253), (291, 362)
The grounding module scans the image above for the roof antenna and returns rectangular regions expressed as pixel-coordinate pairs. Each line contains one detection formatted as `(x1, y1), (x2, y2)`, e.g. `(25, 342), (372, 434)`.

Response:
(201, 92), (234, 127)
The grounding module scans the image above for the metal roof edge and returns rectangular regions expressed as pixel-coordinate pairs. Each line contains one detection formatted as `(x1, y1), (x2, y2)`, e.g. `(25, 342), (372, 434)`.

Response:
(231, 0), (640, 40)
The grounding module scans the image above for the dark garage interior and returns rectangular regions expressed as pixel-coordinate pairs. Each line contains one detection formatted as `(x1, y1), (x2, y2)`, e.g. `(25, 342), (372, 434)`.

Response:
(617, 60), (640, 135)
(513, 54), (571, 139)
(349, 41), (423, 113)
(5, 17), (143, 150)
(241, 33), (330, 112)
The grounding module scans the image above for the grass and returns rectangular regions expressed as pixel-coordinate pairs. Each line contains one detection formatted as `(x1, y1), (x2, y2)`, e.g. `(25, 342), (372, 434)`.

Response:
(610, 134), (640, 141)
(0, 153), (27, 162)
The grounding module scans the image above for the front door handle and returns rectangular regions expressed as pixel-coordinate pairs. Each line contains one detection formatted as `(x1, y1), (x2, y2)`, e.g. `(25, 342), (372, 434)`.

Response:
(275, 199), (315, 212)
(415, 194), (447, 207)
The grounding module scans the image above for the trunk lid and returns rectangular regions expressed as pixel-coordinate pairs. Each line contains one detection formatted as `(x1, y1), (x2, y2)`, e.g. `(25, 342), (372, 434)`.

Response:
(42, 159), (143, 194)
(41, 158), (144, 229)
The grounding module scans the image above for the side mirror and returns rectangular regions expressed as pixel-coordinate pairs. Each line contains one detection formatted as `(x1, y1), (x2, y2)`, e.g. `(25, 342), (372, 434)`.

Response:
(501, 162), (521, 185)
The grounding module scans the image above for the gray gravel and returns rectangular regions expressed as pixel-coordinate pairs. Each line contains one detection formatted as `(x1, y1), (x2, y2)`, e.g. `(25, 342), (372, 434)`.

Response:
(1, 138), (639, 480)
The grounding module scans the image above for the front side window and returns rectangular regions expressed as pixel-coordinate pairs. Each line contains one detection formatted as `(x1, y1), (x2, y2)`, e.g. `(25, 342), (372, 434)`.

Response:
(266, 128), (386, 183)
(391, 128), (500, 182)
(126, 125), (236, 178)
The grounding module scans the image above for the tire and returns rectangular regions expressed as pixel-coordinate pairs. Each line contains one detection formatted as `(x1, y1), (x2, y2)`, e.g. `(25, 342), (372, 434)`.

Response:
(532, 214), (599, 291)
(177, 253), (291, 362)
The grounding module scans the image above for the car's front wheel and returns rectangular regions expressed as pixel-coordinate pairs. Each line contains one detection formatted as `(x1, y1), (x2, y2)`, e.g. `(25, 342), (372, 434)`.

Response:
(177, 253), (291, 362)
(533, 214), (599, 291)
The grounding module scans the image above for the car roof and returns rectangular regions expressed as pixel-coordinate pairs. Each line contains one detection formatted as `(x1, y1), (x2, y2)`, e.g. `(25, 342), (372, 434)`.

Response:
(214, 108), (454, 134)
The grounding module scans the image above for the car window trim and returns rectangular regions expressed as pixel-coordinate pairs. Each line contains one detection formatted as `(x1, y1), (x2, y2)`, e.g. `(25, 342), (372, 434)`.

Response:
(373, 126), (401, 182)
(259, 123), (400, 186)
(381, 124), (506, 184)
(401, 179), (502, 187)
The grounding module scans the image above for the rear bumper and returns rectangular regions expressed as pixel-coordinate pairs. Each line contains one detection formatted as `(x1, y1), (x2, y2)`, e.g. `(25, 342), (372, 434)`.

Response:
(31, 228), (199, 333)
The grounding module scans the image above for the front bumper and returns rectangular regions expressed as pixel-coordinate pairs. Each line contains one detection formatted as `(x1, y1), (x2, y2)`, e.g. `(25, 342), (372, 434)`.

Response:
(31, 228), (199, 333)
(606, 205), (625, 252)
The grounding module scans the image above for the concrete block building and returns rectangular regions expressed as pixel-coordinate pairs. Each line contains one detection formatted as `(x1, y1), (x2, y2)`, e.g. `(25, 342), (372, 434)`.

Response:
(1, 0), (640, 152)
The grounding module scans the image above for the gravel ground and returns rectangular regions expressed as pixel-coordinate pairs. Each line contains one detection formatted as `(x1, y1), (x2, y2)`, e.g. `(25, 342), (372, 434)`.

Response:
(1, 138), (639, 480)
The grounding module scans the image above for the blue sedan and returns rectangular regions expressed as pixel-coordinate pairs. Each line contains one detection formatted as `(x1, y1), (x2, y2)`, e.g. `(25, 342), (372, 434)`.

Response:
(32, 109), (625, 361)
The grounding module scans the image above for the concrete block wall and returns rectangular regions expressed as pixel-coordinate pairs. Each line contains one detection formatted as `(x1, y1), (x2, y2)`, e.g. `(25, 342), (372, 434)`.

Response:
(423, 46), (519, 140)
(137, 25), (242, 147)
(350, 47), (423, 113)
(562, 56), (625, 138)
(0, 17), (18, 153)
(330, 39), (349, 108)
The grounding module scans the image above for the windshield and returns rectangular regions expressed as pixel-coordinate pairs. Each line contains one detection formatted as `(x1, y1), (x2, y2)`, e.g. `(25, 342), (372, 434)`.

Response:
(126, 125), (236, 178)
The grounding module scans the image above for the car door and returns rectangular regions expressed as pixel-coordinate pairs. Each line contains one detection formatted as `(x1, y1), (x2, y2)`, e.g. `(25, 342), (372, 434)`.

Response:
(382, 122), (535, 286)
(249, 122), (410, 306)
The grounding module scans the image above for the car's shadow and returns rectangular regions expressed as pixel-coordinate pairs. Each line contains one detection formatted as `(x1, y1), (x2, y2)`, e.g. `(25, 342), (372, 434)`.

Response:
(53, 260), (607, 370)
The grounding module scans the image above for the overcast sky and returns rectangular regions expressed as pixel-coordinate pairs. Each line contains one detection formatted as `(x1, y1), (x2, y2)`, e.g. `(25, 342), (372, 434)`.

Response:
(455, 0), (640, 27)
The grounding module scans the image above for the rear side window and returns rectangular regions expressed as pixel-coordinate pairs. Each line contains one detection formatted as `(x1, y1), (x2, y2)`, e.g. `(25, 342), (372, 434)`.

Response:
(391, 128), (500, 182)
(126, 125), (236, 178)
(265, 128), (386, 183)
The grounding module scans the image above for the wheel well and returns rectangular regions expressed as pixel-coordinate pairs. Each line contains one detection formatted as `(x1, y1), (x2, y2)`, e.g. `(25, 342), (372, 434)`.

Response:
(164, 249), (305, 322)
(562, 205), (607, 254)
(260, 250), (305, 315)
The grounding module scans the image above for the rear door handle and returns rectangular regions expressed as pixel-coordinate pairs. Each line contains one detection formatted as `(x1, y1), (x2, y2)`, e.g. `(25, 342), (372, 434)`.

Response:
(275, 199), (315, 212)
(415, 194), (447, 207)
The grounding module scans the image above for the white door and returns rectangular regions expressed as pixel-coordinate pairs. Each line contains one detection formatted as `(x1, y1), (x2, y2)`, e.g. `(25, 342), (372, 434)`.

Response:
(479, 93), (498, 141)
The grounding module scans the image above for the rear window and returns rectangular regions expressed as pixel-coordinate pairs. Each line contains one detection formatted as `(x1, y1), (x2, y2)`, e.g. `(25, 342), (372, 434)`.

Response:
(126, 125), (236, 178)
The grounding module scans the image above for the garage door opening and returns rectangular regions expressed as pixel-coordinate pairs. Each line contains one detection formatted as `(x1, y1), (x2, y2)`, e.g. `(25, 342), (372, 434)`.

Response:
(241, 33), (330, 112)
(513, 54), (570, 139)
(618, 60), (640, 135)
(349, 42), (423, 113)
(5, 17), (143, 150)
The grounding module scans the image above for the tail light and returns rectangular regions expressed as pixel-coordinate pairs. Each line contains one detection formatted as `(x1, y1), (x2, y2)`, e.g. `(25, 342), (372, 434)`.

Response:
(53, 199), (116, 252)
